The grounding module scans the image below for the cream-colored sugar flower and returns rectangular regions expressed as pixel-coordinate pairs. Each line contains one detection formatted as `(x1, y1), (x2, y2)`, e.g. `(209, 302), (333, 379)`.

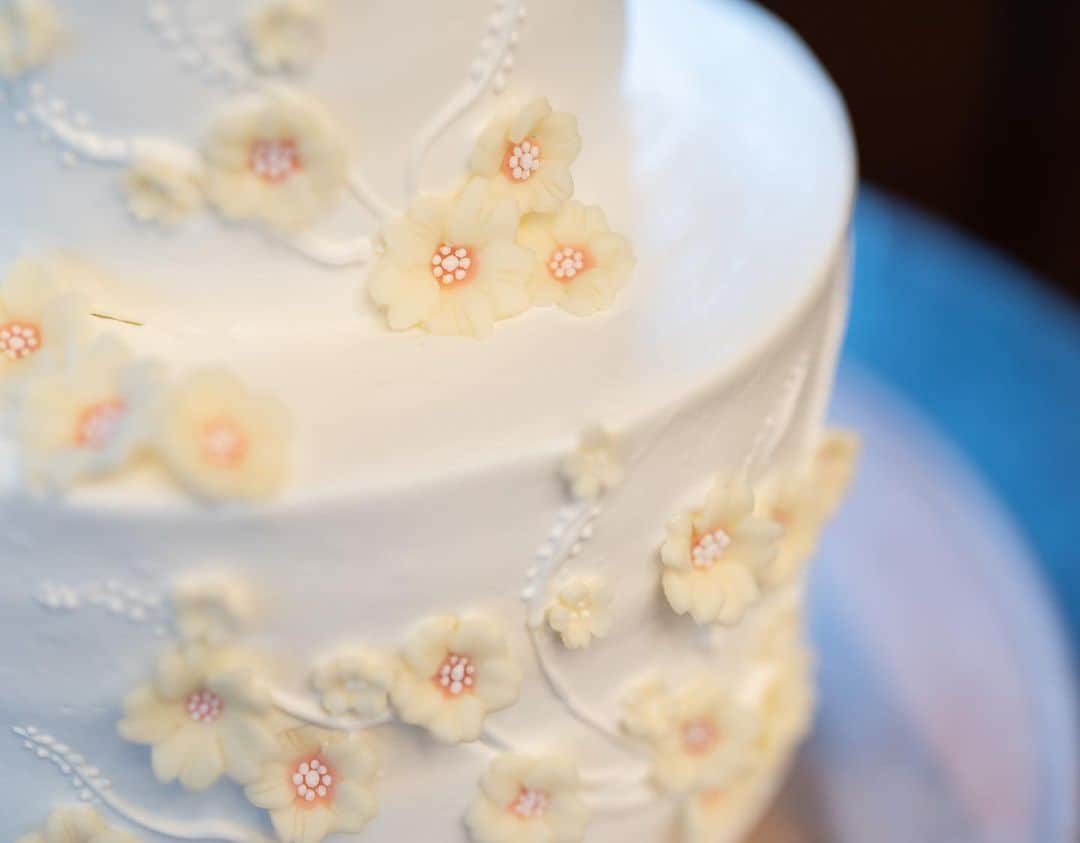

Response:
(172, 569), (258, 645)
(16, 806), (138, 843)
(469, 97), (581, 214)
(245, 0), (326, 72)
(619, 675), (673, 741)
(367, 179), (533, 337)
(561, 425), (623, 501)
(118, 644), (279, 791)
(643, 678), (759, 794)
(546, 574), (614, 650)
(153, 368), (292, 501)
(754, 474), (825, 589)
(518, 201), (634, 317)
(203, 89), (347, 232)
(390, 613), (522, 743)
(122, 141), (204, 225)
(310, 645), (397, 719)
(12, 335), (161, 492)
(0, 0), (62, 80)
(245, 727), (379, 843)
(814, 428), (860, 514)
(465, 754), (590, 843)
(0, 256), (90, 384)
(752, 650), (814, 765)
(660, 479), (782, 625)
(681, 775), (760, 843)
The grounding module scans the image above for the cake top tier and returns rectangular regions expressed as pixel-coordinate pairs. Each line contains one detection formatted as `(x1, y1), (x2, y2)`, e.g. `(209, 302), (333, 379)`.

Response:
(0, 0), (854, 500)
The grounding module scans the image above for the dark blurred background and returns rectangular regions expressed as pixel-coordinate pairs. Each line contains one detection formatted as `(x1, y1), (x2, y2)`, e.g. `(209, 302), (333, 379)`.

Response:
(764, 0), (1080, 298)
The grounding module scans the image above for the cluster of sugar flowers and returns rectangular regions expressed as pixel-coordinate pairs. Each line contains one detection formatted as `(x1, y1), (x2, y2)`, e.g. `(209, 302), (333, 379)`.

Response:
(0, 0), (62, 80)
(680, 616), (816, 842)
(659, 432), (859, 626)
(120, 87), (348, 233)
(368, 97), (635, 337)
(116, 572), (380, 843)
(0, 256), (292, 501)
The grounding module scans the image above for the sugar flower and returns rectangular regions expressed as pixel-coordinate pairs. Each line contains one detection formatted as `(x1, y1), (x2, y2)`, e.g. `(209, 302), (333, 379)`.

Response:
(518, 201), (634, 317)
(465, 754), (590, 843)
(117, 644), (279, 791)
(0, 257), (89, 385)
(469, 97), (581, 215)
(622, 676), (759, 794)
(153, 368), (291, 501)
(814, 428), (860, 515)
(0, 0), (61, 80)
(172, 569), (258, 645)
(16, 806), (138, 843)
(660, 479), (782, 625)
(203, 89), (348, 232)
(390, 613), (522, 743)
(752, 649), (814, 765)
(121, 141), (204, 226)
(367, 179), (533, 337)
(546, 574), (614, 650)
(244, 0), (326, 72)
(310, 645), (397, 720)
(245, 726), (379, 843)
(681, 776), (760, 843)
(754, 473), (825, 589)
(11, 335), (161, 493)
(561, 426), (623, 501)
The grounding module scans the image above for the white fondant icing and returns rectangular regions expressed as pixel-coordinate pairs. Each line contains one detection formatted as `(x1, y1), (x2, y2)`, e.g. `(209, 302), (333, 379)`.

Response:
(0, 1), (856, 841)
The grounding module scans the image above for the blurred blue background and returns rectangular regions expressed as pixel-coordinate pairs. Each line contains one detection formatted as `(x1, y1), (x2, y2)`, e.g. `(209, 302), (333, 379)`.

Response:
(848, 188), (1079, 655)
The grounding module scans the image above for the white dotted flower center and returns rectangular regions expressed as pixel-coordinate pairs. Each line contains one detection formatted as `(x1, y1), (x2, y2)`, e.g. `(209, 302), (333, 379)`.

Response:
(510, 787), (551, 819)
(186, 689), (224, 723)
(0, 321), (41, 361)
(692, 528), (731, 570)
(250, 138), (302, 183)
(201, 419), (247, 468)
(431, 244), (474, 286)
(681, 717), (719, 756)
(548, 246), (586, 281)
(292, 757), (333, 802)
(75, 399), (126, 449)
(435, 653), (476, 696)
(506, 139), (542, 181)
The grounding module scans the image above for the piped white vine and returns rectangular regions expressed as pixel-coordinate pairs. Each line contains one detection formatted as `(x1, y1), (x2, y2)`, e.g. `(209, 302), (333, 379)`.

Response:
(14, 726), (275, 843)
(404, 0), (526, 197)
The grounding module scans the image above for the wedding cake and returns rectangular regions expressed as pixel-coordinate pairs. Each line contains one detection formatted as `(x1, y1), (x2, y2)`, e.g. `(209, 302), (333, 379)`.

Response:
(0, 0), (858, 841)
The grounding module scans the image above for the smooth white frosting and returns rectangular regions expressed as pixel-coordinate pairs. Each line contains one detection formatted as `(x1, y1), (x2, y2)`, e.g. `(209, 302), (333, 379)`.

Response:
(0, 0), (856, 841)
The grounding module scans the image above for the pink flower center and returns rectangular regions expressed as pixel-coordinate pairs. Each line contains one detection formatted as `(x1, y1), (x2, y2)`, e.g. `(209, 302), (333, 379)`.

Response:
(0, 321), (41, 361)
(691, 527), (731, 570)
(509, 787), (551, 819)
(291, 756), (335, 805)
(430, 244), (475, 287)
(433, 653), (476, 697)
(681, 717), (720, 756)
(201, 418), (248, 468)
(74, 399), (126, 449)
(503, 137), (542, 181)
(186, 689), (224, 723)
(547, 245), (591, 282)
(249, 138), (302, 183)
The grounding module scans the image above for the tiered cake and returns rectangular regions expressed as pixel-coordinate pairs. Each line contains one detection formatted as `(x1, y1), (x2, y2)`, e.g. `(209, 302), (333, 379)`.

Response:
(0, 1), (857, 841)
